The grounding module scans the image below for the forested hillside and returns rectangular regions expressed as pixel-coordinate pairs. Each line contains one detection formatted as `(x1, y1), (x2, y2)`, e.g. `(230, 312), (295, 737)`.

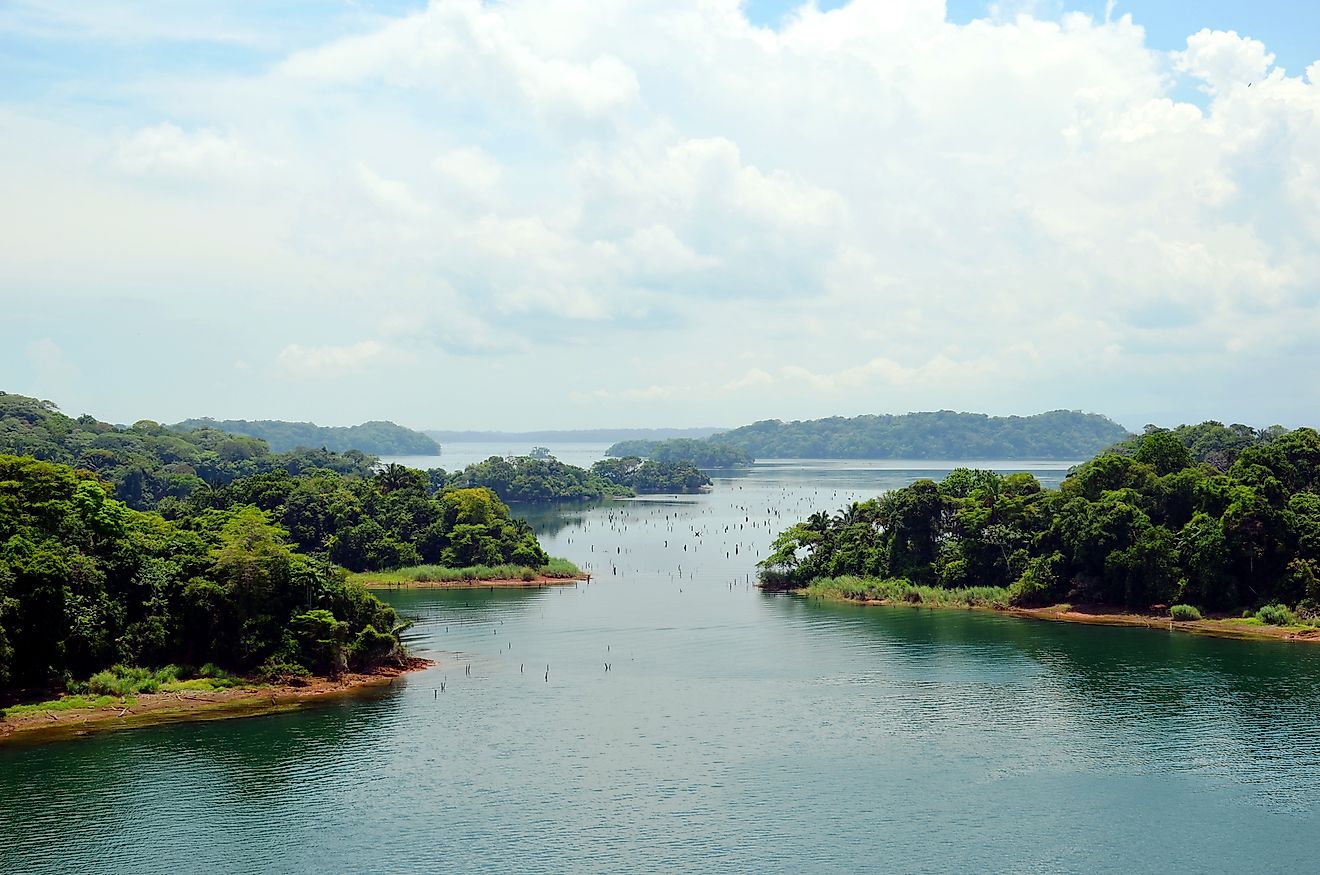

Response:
(0, 393), (575, 697)
(717, 410), (1128, 459)
(0, 392), (376, 510)
(0, 454), (407, 691)
(175, 418), (439, 455)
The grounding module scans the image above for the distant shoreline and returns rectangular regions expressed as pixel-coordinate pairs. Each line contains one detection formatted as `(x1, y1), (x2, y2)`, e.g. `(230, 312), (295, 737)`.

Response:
(0, 659), (432, 747)
(789, 591), (1320, 645)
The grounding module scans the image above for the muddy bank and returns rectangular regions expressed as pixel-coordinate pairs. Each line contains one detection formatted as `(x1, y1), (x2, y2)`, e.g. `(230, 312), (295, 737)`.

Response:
(0, 658), (432, 746)
(799, 591), (1320, 645)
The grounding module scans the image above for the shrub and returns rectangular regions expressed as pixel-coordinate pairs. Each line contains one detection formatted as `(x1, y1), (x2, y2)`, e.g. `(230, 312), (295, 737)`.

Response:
(349, 625), (398, 669)
(1256, 603), (1297, 626)
(85, 664), (181, 696)
(198, 662), (233, 680)
(257, 658), (311, 683)
(1008, 551), (1064, 606)
(1170, 604), (1203, 621)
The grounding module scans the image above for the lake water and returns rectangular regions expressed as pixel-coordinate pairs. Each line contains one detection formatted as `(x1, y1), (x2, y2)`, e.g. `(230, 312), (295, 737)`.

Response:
(4, 451), (1320, 873)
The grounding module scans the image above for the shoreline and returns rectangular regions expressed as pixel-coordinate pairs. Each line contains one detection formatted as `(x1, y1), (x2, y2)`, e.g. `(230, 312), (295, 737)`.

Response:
(0, 658), (433, 747)
(792, 591), (1320, 644)
(360, 574), (588, 590)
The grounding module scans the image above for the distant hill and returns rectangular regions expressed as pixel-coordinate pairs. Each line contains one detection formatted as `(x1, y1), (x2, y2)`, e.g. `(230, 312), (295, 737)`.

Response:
(712, 410), (1129, 460)
(174, 418), (440, 455)
(0, 391), (377, 509)
(426, 427), (725, 443)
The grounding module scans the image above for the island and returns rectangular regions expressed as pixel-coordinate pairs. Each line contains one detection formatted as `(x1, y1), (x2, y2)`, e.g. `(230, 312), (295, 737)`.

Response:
(759, 423), (1320, 643)
(426, 454), (715, 503)
(591, 456), (711, 494)
(604, 438), (754, 468)
(0, 393), (584, 743)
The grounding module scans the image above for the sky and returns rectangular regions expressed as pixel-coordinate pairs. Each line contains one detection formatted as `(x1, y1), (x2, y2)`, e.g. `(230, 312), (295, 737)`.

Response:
(2, 1), (1319, 432)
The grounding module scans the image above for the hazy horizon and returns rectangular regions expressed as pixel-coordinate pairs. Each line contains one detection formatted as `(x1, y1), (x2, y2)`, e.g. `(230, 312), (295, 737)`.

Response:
(5, 1), (1319, 431)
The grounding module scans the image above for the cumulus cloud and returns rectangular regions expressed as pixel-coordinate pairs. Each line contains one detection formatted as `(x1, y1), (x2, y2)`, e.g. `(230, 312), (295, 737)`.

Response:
(277, 0), (639, 120)
(115, 123), (267, 179)
(1177, 29), (1276, 93)
(6, 1), (1320, 427)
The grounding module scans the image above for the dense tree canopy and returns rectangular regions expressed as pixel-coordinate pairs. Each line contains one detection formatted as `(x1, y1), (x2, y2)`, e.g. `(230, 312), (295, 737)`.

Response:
(196, 465), (548, 572)
(0, 395), (577, 695)
(441, 456), (631, 503)
(0, 454), (406, 691)
(1106, 421), (1290, 471)
(431, 454), (715, 500)
(0, 392), (376, 510)
(716, 410), (1129, 460)
(762, 427), (1320, 616)
(590, 457), (710, 494)
(173, 418), (441, 455)
(604, 439), (753, 468)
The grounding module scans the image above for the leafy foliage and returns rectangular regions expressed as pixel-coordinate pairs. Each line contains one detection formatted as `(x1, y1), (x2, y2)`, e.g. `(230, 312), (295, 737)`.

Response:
(761, 428), (1320, 618)
(1106, 421), (1290, 471)
(0, 453), (411, 693)
(0, 392), (377, 510)
(604, 439), (753, 468)
(172, 418), (440, 455)
(197, 465), (549, 572)
(441, 455), (631, 502)
(713, 410), (1129, 460)
(590, 457), (711, 493)
(348, 557), (581, 584)
(1169, 604), (1202, 621)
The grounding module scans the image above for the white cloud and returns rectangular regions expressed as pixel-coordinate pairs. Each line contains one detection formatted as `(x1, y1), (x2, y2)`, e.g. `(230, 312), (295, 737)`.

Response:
(433, 146), (504, 199)
(277, 0), (639, 121)
(356, 163), (431, 218)
(274, 341), (412, 377)
(115, 123), (266, 179)
(6, 2), (1320, 427)
(1177, 29), (1275, 94)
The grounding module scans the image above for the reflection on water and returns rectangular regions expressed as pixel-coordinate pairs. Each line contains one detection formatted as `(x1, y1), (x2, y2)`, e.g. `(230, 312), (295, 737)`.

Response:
(3, 456), (1319, 874)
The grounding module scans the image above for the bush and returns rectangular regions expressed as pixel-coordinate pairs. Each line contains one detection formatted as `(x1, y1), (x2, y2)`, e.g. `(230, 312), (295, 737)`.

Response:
(85, 664), (180, 696)
(1170, 604), (1203, 621)
(257, 658), (311, 683)
(1256, 603), (1297, 626)
(1008, 551), (1064, 606)
(349, 625), (398, 669)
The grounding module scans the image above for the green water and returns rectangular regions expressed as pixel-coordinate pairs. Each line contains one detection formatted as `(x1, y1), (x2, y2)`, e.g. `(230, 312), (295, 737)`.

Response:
(3, 455), (1319, 873)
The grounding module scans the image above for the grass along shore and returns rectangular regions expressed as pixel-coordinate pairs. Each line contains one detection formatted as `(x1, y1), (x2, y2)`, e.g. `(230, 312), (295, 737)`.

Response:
(1, 660), (431, 745)
(792, 576), (1320, 644)
(349, 558), (585, 588)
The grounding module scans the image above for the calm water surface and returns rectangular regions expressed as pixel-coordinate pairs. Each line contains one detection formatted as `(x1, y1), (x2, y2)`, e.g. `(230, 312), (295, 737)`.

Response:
(4, 454), (1320, 873)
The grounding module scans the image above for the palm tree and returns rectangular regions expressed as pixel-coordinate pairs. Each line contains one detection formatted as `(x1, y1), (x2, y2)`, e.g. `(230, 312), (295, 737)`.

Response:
(375, 463), (415, 494)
